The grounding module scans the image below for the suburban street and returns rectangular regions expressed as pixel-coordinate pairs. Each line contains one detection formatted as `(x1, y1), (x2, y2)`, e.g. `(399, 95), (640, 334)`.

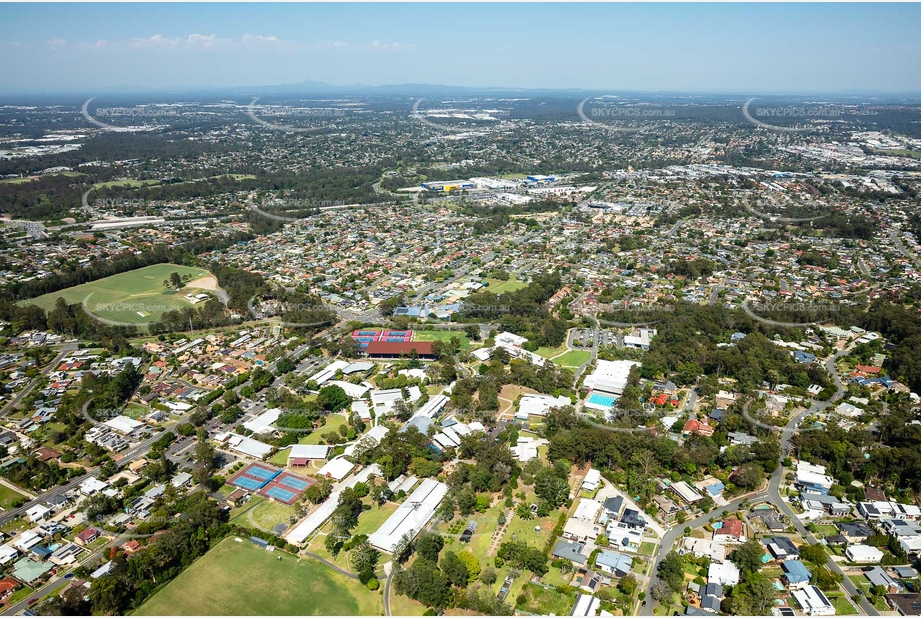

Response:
(642, 338), (869, 616)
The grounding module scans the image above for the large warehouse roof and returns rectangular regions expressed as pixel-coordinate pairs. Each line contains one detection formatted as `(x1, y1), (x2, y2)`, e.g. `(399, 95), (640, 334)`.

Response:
(368, 479), (448, 553)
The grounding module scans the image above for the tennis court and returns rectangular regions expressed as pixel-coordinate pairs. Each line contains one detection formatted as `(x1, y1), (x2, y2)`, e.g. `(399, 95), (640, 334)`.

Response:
(246, 465), (280, 481)
(228, 463), (283, 492)
(278, 475), (310, 491)
(231, 476), (265, 491)
(264, 487), (297, 503)
(257, 471), (314, 505)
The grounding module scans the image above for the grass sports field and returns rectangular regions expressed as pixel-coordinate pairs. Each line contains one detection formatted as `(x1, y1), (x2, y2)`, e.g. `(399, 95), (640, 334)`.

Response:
(412, 330), (473, 350)
(22, 264), (216, 326)
(135, 537), (380, 616)
(482, 277), (527, 295)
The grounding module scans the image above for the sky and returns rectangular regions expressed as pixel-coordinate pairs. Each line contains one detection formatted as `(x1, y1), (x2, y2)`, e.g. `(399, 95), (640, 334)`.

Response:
(1, 3), (920, 95)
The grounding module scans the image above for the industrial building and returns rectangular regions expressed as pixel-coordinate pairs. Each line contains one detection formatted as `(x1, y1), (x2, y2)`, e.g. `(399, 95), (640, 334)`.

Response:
(420, 180), (475, 193)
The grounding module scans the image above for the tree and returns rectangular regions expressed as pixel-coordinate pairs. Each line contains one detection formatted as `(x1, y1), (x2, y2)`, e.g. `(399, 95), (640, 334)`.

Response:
(658, 552), (685, 592)
(651, 580), (673, 604)
(735, 572), (778, 615)
(441, 551), (470, 588)
(193, 431), (216, 486)
(393, 533), (415, 564)
(416, 532), (444, 562)
(325, 530), (344, 556)
(534, 467), (569, 511)
(303, 478), (332, 504)
(352, 541), (380, 573)
(480, 566), (498, 586)
(618, 573), (638, 596)
(732, 462), (764, 489)
(317, 384), (350, 412)
(456, 551), (481, 583)
(799, 543), (828, 566)
(169, 271), (182, 290)
(731, 539), (765, 575)
(393, 398), (413, 422)
(88, 574), (131, 615)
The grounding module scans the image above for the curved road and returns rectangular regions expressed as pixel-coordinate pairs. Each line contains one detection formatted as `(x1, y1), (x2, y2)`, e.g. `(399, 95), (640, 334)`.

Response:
(643, 339), (875, 616)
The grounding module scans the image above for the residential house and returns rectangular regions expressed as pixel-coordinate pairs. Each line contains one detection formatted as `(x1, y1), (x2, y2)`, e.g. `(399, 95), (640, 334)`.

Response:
(781, 560), (812, 590)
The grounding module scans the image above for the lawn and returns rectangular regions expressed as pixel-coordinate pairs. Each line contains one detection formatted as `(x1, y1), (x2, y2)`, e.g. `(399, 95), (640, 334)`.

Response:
(515, 583), (576, 615)
(482, 277), (528, 295)
(93, 178), (162, 189)
(412, 330), (473, 350)
(0, 484), (28, 509)
(826, 592), (858, 616)
(871, 148), (921, 160)
(269, 447), (291, 467)
(810, 524), (839, 537)
(301, 415), (349, 445)
(388, 591), (427, 616)
(353, 502), (399, 537)
(553, 350), (591, 368)
(639, 541), (658, 557)
(134, 537), (380, 616)
(535, 343), (569, 359)
(21, 264), (215, 327)
(242, 499), (298, 535)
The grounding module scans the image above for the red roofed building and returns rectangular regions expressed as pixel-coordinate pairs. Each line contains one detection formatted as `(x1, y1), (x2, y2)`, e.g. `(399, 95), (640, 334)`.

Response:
(683, 419), (714, 437)
(364, 341), (437, 360)
(714, 518), (746, 542)
(0, 577), (18, 601)
(75, 527), (99, 546)
(855, 365), (882, 376)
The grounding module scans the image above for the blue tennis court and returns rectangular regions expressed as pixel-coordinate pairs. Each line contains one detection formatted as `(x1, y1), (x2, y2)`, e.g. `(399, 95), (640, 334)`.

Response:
(246, 466), (280, 481)
(355, 330), (378, 336)
(278, 475), (310, 491)
(587, 393), (616, 407)
(231, 476), (264, 491)
(264, 486), (297, 503)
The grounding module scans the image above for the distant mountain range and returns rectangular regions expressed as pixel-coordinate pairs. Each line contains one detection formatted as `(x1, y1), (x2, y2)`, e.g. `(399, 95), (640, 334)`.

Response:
(2, 79), (920, 102)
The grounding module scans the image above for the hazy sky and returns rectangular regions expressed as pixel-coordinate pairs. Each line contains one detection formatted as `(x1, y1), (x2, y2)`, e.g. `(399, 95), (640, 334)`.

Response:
(2, 3), (919, 94)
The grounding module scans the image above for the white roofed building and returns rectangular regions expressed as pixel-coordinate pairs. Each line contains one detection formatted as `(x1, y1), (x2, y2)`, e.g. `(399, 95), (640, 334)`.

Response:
(368, 479), (448, 552)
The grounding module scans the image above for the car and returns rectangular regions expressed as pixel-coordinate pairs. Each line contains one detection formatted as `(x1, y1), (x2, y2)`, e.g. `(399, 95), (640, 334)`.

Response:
(64, 573), (74, 579)
(28, 598), (38, 606)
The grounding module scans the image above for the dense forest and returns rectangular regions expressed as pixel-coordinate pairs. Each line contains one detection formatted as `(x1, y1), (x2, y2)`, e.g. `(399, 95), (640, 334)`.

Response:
(601, 302), (833, 392)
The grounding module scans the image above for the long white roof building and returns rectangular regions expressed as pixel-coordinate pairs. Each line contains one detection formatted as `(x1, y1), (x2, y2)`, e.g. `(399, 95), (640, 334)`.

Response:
(368, 479), (448, 553)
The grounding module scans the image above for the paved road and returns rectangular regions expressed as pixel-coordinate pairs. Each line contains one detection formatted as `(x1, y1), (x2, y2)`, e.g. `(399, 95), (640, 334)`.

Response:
(641, 489), (767, 616)
(764, 343), (878, 616)
(1, 344), (77, 417)
(3, 536), (118, 615)
(643, 340), (868, 616)
(303, 551), (357, 578)
(384, 566), (395, 616)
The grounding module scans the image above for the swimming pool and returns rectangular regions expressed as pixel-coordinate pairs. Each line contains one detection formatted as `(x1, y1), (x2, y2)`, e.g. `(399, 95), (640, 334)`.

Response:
(587, 393), (616, 408)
